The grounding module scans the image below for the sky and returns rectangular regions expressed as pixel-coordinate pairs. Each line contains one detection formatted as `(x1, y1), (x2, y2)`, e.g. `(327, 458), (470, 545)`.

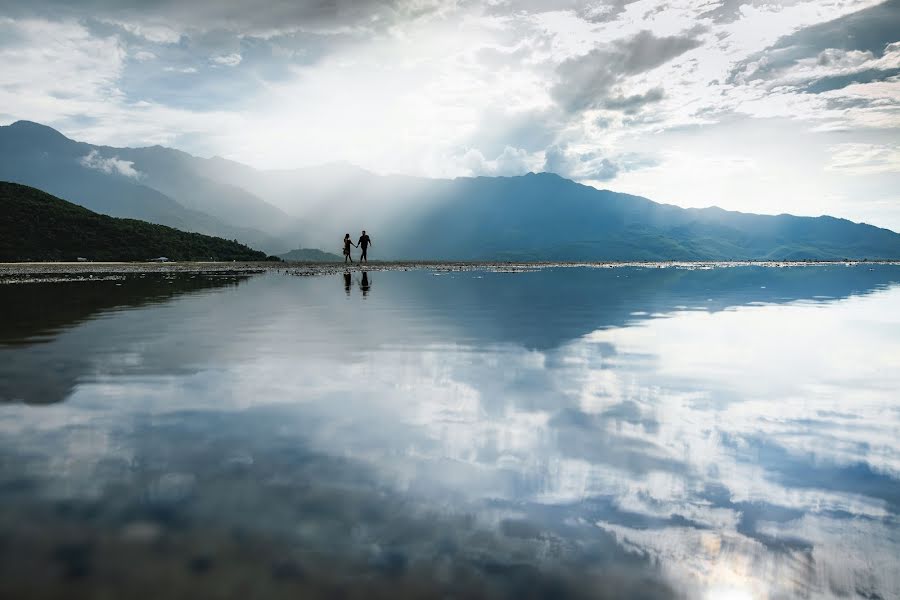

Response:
(0, 0), (898, 228)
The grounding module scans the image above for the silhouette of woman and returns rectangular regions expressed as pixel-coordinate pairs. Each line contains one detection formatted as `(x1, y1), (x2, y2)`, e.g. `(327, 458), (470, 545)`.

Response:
(343, 233), (356, 264)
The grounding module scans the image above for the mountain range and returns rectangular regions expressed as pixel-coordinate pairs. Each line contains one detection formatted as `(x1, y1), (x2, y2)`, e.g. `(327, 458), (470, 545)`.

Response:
(2, 120), (899, 261)
(0, 182), (270, 262)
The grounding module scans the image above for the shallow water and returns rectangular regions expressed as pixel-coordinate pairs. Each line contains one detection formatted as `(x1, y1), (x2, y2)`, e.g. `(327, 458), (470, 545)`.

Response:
(1, 265), (899, 599)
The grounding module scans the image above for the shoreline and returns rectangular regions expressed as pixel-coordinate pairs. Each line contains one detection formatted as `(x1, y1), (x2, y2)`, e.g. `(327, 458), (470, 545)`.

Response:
(0, 259), (898, 283)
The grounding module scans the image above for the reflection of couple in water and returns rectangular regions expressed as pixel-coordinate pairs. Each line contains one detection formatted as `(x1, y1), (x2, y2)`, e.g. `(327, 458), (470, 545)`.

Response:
(343, 230), (372, 263)
(343, 271), (371, 297)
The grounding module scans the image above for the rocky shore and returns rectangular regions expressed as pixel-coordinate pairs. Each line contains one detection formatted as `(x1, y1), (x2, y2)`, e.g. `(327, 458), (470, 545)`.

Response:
(1, 259), (896, 284)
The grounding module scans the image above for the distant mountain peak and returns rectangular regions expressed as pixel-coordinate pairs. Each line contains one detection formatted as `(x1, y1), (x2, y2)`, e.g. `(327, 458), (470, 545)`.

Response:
(5, 120), (69, 140)
(304, 160), (372, 175)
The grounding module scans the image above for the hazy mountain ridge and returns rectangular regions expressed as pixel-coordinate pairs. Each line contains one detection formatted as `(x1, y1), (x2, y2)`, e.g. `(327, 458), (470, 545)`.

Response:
(110, 144), (307, 236)
(0, 121), (297, 254)
(3, 120), (899, 260)
(280, 248), (344, 262)
(367, 173), (900, 260)
(177, 144), (900, 261)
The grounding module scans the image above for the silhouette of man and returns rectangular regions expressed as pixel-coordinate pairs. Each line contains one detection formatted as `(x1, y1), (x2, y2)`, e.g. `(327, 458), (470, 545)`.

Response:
(359, 271), (371, 297)
(357, 230), (372, 262)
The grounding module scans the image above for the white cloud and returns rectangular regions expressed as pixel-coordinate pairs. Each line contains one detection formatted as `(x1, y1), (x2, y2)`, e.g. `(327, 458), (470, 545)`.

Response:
(0, 19), (126, 123)
(99, 18), (181, 44)
(457, 146), (543, 176)
(754, 42), (900, 88)
(827, 143), (900, 175)
(211, 53), (242, 67)
(133, 50), (157, 61)
(0, 18), (245, 155)
(79, 149), (143, 178)
(163, 66), (198, 73)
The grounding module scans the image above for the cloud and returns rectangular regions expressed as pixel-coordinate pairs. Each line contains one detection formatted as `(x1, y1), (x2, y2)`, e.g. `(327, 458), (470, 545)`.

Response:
(80, 149), (143, 178)
(543, 144), (628, 181)
(0, 0), (452, 37)
(0, 19), (126, 123)
(729, 0), (900, 90)
(163, 66), (198, 74)
(552, 30), (702, 113)
(98, 18), (181, 44)
(543, 144), (576, 175)
(731, 42), (900, 97)
(211, 52), (242, 67)
(827, 143), (900, 175)
(457, 146), (543, 177)
(602, 87), (665, 114)
(486, 0), (642, 24)
(582, 158), (620, 180)
(699, 0), (810, 24)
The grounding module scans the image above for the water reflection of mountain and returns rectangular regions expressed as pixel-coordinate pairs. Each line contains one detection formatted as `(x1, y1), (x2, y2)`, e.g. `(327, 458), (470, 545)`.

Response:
(2, 265), (898, 405)
(391, 265), (900, 349)
(0, 274), (249, 403)
(1, 274), (249, 345)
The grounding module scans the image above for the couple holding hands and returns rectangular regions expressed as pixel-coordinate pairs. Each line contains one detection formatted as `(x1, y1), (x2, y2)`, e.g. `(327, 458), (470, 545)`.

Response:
(343, 230), (372, 263)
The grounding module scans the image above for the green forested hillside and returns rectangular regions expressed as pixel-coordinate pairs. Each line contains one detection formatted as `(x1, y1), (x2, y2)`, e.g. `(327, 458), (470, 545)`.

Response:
(0, 182), (271, 262)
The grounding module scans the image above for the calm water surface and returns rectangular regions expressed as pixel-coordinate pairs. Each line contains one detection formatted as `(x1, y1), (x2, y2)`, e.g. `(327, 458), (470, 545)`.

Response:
(1, 266), (899, 599)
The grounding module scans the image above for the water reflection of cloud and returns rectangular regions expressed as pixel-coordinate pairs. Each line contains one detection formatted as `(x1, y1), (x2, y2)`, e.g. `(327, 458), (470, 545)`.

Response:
(1, 270), (899, 598)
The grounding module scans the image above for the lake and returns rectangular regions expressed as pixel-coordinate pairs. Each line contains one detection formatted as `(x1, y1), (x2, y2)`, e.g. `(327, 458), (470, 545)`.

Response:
(1, 265), (898, 599)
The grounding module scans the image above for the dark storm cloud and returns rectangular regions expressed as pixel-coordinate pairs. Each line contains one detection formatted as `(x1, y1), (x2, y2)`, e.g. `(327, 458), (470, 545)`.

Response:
(552, 30), (702, 113)
(0, 0), (441, 35)
(729, 0), (900, 91)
